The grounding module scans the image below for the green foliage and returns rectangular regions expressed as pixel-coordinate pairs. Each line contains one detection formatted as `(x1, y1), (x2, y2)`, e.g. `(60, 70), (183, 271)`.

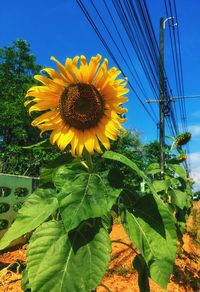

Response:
(0, 130), (194, 291)
(55, 161), (122, 232)
(133, 255), (150, 292)
(0, 188), (58, 249)
(0, 39), (59, 176)
(120, 193), (176, 288)
(169, 189), (188, 210)
(147, 157), (193, 243)
(0, 39), (41, 145)
(188, 204), (200, 243)
(94, 130), (144, 187)
(0, 39), (194, 292)
(0, 149), (181, 291)
(103, 151), (177, 288)
(143, 140), (171, 166)
(27, 219), (111, 292)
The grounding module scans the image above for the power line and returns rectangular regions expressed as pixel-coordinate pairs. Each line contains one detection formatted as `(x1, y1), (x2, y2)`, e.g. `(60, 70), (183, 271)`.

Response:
(164, 0), (190, 172)
(102, 0), (147, 97)
(76, 0), (190, 172)
(76, 0), (158, 124)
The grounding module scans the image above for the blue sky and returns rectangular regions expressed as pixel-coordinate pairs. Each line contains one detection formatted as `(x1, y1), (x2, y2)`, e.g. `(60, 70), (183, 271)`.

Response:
(1, 0), (200, 189)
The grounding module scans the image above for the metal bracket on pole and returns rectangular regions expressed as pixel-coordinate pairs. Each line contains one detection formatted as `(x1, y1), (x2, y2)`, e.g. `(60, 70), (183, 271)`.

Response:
(163, 16), (177, 29)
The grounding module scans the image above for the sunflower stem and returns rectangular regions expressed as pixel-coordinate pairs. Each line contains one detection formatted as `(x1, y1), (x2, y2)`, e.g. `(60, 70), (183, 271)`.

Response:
(83, 149), (93, 173)
(169, 141), (176, 154)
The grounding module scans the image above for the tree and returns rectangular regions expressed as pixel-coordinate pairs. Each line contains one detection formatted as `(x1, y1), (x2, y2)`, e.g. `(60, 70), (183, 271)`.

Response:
(142, 140), (172, 168)
(0, 39), (60, 176)
(0, 39), (42, 145)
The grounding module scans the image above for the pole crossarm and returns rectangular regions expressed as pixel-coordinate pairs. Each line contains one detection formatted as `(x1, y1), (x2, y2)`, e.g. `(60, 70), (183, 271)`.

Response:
(146, 95), (200, 103)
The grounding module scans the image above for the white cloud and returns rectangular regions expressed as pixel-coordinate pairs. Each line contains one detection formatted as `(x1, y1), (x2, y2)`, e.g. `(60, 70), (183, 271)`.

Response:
(188, 125), (200, 137)
(188, 152), (200, 191)
(189, 152), (200, 165)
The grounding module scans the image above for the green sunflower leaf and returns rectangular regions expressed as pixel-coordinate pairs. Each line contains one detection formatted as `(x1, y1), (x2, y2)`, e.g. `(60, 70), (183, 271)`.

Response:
(133, 254), (150, 292)
(120, 191), (177, 289)
(52, 160), (86, 190)
(153, 179), (171, 192)
(103, 151), (150, 186)
(101, 212), (113, 234)
(58, 171), (121, 232)
(40, 153), (74, 185)
(103, 152), (177, 288)
(169, 189), (188, 210)
(168, 164), (187, 179)
(0, 188), (58, 250)
(27, 219), (111, 292)
(21, 268), (30, 291)
(145, 163), (161, 175)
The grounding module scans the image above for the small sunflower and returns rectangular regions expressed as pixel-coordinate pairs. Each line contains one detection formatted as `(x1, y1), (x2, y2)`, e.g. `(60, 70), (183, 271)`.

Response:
(175, 132), (191, 146)
(177, 154), (187, 162)
(25, 55), (128, 156)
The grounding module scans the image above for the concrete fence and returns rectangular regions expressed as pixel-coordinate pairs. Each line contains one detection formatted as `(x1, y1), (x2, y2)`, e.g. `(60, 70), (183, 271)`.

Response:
(0, 173), (39, 241)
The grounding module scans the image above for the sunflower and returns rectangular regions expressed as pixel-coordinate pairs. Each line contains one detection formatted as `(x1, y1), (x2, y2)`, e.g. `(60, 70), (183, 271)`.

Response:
(25, 54), (128, 156)
(175, 132), (191, 146)
(177, 154), (187, 162)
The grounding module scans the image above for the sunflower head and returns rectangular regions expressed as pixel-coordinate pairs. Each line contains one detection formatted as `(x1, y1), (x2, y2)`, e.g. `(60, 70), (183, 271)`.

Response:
(177, 154), (187, 162)
(175, 132), (191, 146)
(25, 55), (128, 156)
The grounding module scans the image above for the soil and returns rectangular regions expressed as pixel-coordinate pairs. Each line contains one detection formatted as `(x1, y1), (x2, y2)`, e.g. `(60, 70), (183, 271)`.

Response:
(0, 205), (200, 292)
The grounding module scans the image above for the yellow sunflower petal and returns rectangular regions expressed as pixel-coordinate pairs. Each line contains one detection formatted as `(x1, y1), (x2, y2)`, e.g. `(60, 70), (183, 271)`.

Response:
(42, 68), (64, 81)
(79, 55), (89, 83)
(38, 123), (58, 136)
(83, 129), (95, 154)
(51, 56), (75, 83)
(70, 128), (79, 156)
(96, 125), (110, 150)
(117, 87), (129, 96)
(109, 104), (128, 114)
(34, 75), (63, 93)
(24, 99), (33, 107)
(50, 125), (65, 145)
(26, 91), (59, 100)
(31, 110), (60, 127)
(93, 58), (108, 86)
(76, 131), (84, 156)
(101, 120), (119, 141)
(27, 86), (53, 94)
(94, 136), (103, 154)
(88, 54), (102, 83)
(58, 127), (74, 151)
(106, 96), (129, 105)
(28, 99), (59, 114)
(65, 56), (80, 82)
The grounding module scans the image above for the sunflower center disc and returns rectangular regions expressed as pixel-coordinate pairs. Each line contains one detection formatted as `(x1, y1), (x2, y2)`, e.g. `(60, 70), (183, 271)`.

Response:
(60, 83), (105, 129)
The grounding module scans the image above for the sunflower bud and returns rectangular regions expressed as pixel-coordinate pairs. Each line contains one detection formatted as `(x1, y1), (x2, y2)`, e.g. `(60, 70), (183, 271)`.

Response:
(177, 154), (187, 162)
(175, 132), (191, 146)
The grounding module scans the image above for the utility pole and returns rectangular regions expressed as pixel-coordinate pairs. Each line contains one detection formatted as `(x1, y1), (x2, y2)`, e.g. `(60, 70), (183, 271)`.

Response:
(158, 17), (175, 176)
(159, 17), (165, 176)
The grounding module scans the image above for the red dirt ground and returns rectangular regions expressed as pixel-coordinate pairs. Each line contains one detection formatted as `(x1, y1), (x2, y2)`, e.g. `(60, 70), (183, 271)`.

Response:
(0, 204), (200, 292)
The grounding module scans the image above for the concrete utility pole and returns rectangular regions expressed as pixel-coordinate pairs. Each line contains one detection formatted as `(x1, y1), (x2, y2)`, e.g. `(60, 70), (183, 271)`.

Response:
(147, 17), (182, 175)
(159, 16), (175, 176)
(159, 17), (165, 176)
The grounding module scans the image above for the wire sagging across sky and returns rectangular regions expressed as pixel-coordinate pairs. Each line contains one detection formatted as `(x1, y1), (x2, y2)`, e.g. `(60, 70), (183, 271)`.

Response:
(76, 0), (190, 172)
